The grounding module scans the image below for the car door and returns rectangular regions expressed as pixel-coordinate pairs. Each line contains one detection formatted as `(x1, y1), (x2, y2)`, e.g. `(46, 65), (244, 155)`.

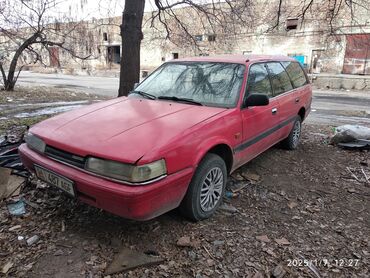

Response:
(266, 62), (296, 140)
(235, 63), (281, 166)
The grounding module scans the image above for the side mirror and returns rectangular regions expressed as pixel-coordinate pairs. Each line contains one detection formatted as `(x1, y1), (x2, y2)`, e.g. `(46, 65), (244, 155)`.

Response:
(133, 83), (139, 89)
(244, 93), (269, 107)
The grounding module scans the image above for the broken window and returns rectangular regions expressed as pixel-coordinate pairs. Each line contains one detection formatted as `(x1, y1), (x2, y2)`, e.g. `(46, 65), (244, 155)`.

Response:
(172, 53), (179, 59)
(195, 35), (203, 42)
(286, 18), (299, 30)
(208, 35), (216, 42)
(107, 46), (120, 64)
(103, 32), (108, 41)
(55, 21), (61, 32)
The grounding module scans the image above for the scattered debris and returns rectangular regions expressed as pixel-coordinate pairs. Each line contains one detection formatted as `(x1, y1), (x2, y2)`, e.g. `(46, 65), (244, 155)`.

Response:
(105, 248), (164, 275)
(7, 199), (26, 215)
(344, 167), (370, 184)
(298, 254), (321, 278)
(219, 203), (238, 213)
(228, 181), (249, 193)
(287, 201), (298, 209)
(241, 172), (261, 183)
(0, 168), (25, 199)
(8, 225), (21, 231)
(256, 235), (271, 243)
(26, 235), (39, 246)
(272, 264), (286, 278)
(225, 191), (238, 198)
(1, 262), (13, 274)
(176, 236), (192, 247)
(274, 238), (290, 246)
(0, 126), (29, 178)
(176, 236), (200, 248)
(61, 220), (66, 232)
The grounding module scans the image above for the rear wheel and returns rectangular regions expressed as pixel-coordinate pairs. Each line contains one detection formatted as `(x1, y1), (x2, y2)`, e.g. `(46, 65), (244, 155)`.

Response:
(281, 116), (302, 150)
(180, 153), (227, 221)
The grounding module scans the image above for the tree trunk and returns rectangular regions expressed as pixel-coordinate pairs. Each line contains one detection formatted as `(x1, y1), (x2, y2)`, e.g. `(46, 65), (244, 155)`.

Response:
(118, 0), (145, 97)
(2, 32), (40, 91)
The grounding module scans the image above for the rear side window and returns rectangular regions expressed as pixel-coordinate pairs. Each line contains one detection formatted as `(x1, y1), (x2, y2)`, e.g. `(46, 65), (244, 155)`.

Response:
(266, 62), (293, 96)
(281, 61), (308, 88)
(246, 63), (272, 97)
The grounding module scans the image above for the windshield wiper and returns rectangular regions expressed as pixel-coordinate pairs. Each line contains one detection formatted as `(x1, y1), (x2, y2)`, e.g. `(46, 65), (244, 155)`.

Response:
(129, 90), (156, 100)
(158, 96), (203, 106)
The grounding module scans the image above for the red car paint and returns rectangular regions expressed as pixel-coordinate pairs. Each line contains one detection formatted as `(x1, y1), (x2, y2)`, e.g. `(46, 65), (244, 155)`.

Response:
(19, 55), (312, 220)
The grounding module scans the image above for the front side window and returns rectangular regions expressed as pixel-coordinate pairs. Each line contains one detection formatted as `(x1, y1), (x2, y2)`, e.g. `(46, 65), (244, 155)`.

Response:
(281, 61), (308, 88)
(135, 62), (245, 108)
(266, 62), (293, 96)
(246, 63), (272, 97)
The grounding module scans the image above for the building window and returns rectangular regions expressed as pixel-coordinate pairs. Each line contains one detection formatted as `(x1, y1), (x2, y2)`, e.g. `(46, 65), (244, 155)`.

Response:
(208, 35), (216, 42)
(55, 21), (61, 32)
(172, 53), (179, 59)
(103, 32), (108, 41)
(286, 18), (298, 30)
(195, 35), (203, 42)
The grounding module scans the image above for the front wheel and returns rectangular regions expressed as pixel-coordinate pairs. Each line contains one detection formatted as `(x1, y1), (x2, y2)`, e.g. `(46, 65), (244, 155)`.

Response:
(281, 116), (302, 150)
(180, 153), (227, 221)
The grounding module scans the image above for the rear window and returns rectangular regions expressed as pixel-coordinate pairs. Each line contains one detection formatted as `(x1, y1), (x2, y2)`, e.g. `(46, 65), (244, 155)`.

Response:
(281, 61), (308, 88)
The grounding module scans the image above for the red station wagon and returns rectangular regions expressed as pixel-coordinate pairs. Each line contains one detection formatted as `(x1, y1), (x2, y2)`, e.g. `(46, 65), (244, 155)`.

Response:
(19, 55), (312, 221)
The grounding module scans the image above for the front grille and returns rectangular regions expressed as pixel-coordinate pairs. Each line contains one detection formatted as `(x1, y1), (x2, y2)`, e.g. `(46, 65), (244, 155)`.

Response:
(45, 145), (85, 168)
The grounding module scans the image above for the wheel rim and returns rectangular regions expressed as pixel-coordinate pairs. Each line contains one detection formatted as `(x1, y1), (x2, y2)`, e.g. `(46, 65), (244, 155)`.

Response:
(200, 167), (224, 212)
(292, 121), (301, 147)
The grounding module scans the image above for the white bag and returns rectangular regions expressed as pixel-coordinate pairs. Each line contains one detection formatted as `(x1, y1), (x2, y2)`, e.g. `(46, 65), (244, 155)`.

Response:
(331, 125), (370, 144)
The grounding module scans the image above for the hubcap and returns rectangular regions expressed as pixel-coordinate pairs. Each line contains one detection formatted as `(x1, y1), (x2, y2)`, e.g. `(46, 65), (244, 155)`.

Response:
(200, 167), (224, 212)
(292, 121), (301, 147)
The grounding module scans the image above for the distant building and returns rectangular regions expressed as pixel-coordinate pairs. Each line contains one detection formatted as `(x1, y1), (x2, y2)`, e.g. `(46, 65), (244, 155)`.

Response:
(2, 0), (369, 75)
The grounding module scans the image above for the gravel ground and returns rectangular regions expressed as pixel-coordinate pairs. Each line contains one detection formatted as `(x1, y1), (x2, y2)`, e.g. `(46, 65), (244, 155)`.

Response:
(1, 124), (369, 277)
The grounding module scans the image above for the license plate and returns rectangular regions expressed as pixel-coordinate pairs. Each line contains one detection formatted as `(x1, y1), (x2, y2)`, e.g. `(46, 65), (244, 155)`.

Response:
(34, 165), (75, 197)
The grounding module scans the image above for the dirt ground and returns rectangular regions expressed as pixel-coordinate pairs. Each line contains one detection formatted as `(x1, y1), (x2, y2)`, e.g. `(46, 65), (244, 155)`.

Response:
(0, 89), (369, 277)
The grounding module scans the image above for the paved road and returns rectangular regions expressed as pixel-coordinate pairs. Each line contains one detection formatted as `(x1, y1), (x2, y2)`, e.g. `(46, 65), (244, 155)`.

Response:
(18, 71), (119, 96)
(18, 71), (370, 126)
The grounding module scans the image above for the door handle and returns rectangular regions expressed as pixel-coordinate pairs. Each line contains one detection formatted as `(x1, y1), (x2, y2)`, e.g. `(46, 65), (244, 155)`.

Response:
(295, 98), (300, 103)
(271, 108), (278, 114)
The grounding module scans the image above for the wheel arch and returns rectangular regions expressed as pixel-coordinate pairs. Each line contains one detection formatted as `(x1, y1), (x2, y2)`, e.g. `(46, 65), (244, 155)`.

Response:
(196, 143), (234, 174)
(298, 107), (306, 121)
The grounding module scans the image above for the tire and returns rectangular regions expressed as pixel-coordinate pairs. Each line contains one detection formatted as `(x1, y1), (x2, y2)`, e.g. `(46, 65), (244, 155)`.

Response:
(180, 153), (227, 221)
(281, 116), (302, 150)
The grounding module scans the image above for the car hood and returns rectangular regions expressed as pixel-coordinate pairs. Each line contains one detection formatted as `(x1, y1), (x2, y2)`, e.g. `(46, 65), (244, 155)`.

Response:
(31, 97), (227, 163)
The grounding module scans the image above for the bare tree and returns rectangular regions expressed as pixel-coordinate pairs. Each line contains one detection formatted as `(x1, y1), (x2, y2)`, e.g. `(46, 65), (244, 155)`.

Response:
(118, 0), (254, 97)
(0, 0), (92, 91)
(117, 0), (369, 96)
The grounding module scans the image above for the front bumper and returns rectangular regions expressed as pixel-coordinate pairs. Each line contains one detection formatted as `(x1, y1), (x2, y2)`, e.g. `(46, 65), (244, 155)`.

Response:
(19, 144), (193, 220)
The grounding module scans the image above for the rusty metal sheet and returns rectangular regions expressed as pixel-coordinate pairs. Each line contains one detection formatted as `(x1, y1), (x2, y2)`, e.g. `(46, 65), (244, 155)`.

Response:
(343, 34), (370, 75)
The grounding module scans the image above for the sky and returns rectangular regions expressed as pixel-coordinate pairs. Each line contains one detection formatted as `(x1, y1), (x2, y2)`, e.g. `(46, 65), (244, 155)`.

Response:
(59, 0), (184, 20)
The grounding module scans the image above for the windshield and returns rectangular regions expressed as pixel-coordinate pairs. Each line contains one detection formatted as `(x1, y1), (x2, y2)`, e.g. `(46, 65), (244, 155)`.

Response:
(134, 62), (245, 108)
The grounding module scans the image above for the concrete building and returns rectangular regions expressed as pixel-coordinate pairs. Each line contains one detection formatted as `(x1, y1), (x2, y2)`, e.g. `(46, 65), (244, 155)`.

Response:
(2, 0), (369, 76)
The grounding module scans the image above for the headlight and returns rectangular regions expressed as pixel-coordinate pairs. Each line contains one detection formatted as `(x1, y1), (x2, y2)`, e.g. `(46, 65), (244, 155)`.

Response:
(85, 157), (167, 183)
(25, 132), (46, 153)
